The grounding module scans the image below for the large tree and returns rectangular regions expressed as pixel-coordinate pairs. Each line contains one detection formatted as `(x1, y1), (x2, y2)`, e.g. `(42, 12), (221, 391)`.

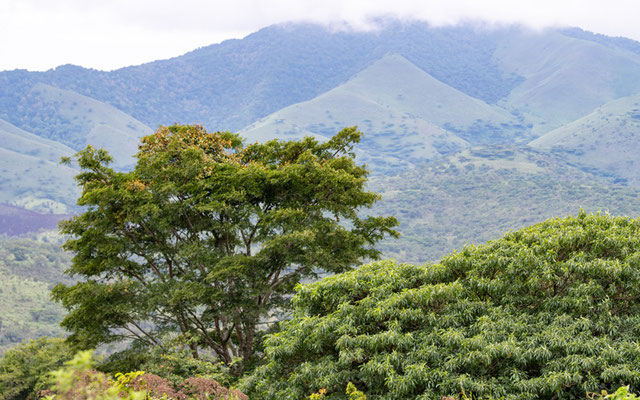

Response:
(53, 125), (397, 372)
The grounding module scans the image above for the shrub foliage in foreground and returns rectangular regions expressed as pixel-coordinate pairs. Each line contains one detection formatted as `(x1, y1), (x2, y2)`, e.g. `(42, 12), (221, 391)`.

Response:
(245, 212), (640, 399)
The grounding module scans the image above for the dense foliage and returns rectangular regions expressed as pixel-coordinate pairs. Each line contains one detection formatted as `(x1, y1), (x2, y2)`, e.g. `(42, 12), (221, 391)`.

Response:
(246, 212), (640, 399)
(53, 125), (397, 373)
(0, 337), (73, 400)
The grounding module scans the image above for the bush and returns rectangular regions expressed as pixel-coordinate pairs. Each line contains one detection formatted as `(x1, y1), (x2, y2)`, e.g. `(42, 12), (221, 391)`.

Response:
(0, 337), (72, 400)
(43, 350), (247, 400)
(245, 212), (640, 399)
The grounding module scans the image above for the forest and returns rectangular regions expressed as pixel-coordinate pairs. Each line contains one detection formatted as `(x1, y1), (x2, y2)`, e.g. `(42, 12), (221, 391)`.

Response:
(2, 126), (640, 400)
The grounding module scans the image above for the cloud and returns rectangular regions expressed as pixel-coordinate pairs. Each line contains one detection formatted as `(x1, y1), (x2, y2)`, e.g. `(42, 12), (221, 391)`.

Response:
(1, 0), (639, 71)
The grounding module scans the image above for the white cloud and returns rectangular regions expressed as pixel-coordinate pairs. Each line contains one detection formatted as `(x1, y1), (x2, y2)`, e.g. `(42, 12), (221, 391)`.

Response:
(1, 0), (639, 71)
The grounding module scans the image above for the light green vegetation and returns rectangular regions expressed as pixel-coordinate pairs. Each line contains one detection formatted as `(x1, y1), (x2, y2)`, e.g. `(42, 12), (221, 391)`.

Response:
(370, 145), (640, 263)
(494, 30), (640, 135)
(241, 54), (523, 163)
(530, 92), (640, 186)
(23, 84), (151, 169)
(246, 212), (640, 399)
(0, 119), (78, 213)
(0, 337), (73, 400)
(0, 235), (71, 349)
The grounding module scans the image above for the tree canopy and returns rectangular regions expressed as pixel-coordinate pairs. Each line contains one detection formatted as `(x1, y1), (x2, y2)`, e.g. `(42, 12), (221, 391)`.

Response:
(53, 125), (397, 373)
(245, 212), (640, 399)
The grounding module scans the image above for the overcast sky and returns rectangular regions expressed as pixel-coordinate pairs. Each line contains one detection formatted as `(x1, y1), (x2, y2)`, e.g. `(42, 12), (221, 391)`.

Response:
(2, 0), (639, 72)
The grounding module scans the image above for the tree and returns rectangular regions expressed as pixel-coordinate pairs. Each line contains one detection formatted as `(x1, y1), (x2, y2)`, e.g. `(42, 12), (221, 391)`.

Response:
(0, 337), (73, 400)
(53, 125), (397, 374)
(244, 212), (640, 399)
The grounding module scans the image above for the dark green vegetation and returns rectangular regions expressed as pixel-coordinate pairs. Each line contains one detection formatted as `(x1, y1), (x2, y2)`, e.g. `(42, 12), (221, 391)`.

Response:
(52, 125), (396, 375)
(246, 212), (640, 399)
(0, 337), (72, 400)
(0, 234), (71, 349)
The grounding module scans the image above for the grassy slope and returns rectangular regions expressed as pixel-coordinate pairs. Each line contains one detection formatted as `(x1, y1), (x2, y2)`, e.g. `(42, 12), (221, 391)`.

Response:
(241, 55), (470, 172)
(0, 119), (78, 213)
(495, 30), (640, 136)
(29, 84), (151, 169)
(530, 92), (640, 186)
(370, 146), (640, 263)
(0, 85), (152, 214)
(242, 54), (526, 172)
(0, 146), (79, 214)
(0, 118), (74, 163)
(0, 234), (71, 350)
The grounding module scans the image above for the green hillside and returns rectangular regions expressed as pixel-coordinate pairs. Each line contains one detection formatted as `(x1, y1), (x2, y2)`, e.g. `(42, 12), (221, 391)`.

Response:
(3, 22), (638, 137)
(0, 119), (78, 213)
(0, 84), (151, 212)
(0, 119), (74, 163)
(370, 145), (640, 263)
(21, 84), (151, 169)
(0, 146), (78, 214)
(0, 234), (71, 350)
(335, 54), (525, 143)
(241, 54), (526, 172)
(530, 92), (640, 186)
(495, 30), (640, 135)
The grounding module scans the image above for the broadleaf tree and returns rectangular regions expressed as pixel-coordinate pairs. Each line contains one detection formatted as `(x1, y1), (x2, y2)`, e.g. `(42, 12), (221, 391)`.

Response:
(53, 125), (398, 374)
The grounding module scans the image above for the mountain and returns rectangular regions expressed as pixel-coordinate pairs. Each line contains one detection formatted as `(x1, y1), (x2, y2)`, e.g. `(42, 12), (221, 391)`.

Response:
(0, 118), (74, 163)
(0, 21), (639, 221)
(494, 30), (640, 135)
(2, 83), (151, 169)
(241, 54), (480, 171)
(530, 92), (640, 185)
(241, 54), (523, 165)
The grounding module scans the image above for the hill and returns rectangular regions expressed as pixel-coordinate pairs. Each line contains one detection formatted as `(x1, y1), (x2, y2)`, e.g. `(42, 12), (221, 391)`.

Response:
(241, 54), (480, 172)
(0, 119), (79, 213)
(0, 234), (71, 350)
(494, 29), (640, 135)
(0, 118), (74, 163)
(241, 54), (525, 168)
(3, 22), (639, 138)
(370, 145), (640, 263)
(529, 92), (640, 186)
(2, 83), (151, 169)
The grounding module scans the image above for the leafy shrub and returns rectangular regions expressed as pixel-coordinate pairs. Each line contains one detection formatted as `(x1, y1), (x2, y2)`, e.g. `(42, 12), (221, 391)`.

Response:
(592, 386), (640, 400)
(99, 337), (233, 387)
(41, 351), (146, 400)
(245, 212), (640, 399)
(0, 337), (72, 400)
(44, 350), (247, 400)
